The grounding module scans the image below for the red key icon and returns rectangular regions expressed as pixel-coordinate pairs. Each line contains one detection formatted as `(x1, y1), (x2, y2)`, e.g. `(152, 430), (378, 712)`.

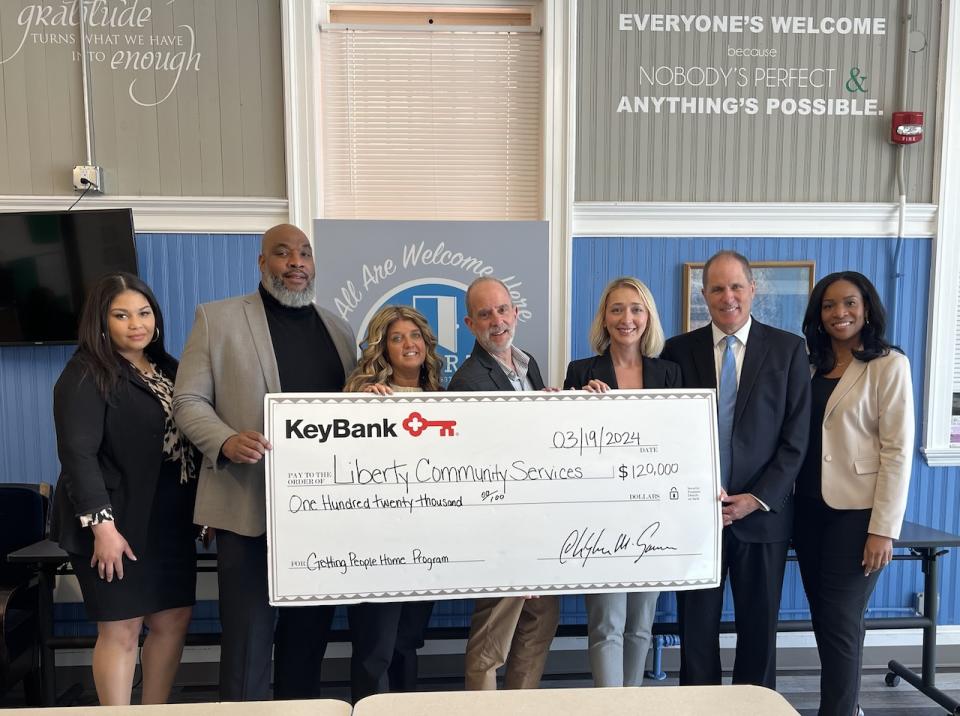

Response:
(402, 411), (457, 437)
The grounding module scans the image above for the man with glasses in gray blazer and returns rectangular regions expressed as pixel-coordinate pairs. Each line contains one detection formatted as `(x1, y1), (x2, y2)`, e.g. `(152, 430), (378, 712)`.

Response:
(173, 224), (356, 701)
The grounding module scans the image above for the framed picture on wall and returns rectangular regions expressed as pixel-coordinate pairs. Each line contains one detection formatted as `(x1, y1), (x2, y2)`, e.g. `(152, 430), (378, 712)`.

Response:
(682, 261), (816, 334)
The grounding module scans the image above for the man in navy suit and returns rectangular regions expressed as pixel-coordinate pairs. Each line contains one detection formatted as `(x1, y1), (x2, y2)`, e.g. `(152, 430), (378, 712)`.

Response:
(660, 251), (810, 689)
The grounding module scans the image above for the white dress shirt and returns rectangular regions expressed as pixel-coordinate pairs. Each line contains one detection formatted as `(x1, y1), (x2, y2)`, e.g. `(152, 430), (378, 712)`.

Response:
(710, 317), (768, 511)
(710, 317), (752, 386)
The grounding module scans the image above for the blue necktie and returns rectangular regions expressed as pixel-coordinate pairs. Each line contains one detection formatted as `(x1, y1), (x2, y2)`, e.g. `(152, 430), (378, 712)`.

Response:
(717, 335), (738, 491)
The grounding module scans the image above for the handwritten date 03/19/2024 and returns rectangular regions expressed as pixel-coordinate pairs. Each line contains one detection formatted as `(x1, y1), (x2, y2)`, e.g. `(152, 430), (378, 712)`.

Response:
(552, 427), (660, 455)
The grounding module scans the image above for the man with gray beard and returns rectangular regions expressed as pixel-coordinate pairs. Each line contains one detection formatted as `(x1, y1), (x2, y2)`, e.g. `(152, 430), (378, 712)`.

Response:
(173, 224), (356, 701)
(448, 277), (559, 690)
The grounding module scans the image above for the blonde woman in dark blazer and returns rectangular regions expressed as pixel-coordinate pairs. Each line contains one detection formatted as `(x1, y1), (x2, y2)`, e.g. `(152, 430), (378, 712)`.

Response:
(795, 271), (914, 716)
(563, 277), (680, 686)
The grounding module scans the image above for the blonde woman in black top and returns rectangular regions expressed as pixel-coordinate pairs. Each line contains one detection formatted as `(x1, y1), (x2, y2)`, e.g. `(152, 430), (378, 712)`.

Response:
(564, 277), (680, 686)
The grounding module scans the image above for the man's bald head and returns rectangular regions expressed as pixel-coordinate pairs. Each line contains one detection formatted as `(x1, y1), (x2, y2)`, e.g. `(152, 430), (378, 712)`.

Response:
(258, 224), (316, 307)
(261, 223), (308, 254)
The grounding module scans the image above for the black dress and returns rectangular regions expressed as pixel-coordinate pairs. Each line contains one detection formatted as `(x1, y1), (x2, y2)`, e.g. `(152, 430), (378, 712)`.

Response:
(53, 359), (197, 622)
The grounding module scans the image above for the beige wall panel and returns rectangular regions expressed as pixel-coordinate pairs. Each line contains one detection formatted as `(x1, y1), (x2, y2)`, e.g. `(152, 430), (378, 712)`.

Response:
(24, 32), (54, 194)
(0, 42), (9, 194)
(1, 2), (37, 192)
(237, 0), (266, 197)
(0, 8), (16, 194)
(172, 0), (203, 196)
(45, 35), (84, 196)
(97, 46), (125, 194)
(576, 0), (940, 203)
(258, 3), (285, 198)
(137, 69), (164, 196)
(194, 0), (225, 195)
(0, 0), (284, 197)
(215, 0), (245, 196)
(0, 2), (11, 195)
(152, 1), (185, 195)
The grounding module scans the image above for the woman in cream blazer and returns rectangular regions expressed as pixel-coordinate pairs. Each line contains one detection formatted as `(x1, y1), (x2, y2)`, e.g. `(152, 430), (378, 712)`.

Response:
(795, 271), (914, 716)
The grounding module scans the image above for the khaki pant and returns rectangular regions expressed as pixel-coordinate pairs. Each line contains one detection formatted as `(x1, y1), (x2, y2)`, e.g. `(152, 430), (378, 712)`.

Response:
(463, 596), (560, 690)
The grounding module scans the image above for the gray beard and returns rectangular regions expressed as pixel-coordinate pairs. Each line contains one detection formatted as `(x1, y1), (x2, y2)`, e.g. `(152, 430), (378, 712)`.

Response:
(262, 274), (316, 308)
(477, 329), (514, 357)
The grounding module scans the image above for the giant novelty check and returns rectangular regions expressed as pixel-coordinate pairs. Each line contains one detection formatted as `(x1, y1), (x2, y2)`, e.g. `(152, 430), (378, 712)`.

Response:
(264, 390), (721, 605)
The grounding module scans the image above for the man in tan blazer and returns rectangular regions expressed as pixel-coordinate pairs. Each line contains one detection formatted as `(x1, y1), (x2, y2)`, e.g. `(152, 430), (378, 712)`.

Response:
(173, 224), (356, 701)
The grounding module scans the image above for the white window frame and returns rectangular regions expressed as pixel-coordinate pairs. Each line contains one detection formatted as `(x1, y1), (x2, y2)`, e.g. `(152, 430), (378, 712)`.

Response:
(921, 0), (960, 466)
(288, 0), (574, 384)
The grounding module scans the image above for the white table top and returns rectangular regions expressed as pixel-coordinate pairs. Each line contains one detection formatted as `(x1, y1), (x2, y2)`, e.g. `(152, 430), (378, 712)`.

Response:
(352, 685), (798, 715)
(3, 699), (352, 716)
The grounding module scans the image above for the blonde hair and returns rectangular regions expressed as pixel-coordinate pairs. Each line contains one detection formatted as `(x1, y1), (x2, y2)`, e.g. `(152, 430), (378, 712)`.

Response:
(588, 277), (665, 357)
(344, 305), (442, 392)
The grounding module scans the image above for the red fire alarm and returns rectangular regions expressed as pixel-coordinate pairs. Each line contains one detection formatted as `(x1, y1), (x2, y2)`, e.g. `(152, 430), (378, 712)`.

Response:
(891, 111), (924, 144)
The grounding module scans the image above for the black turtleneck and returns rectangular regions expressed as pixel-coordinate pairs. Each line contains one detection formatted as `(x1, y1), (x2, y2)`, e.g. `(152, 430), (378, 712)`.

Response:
(258, 284), (345, 392)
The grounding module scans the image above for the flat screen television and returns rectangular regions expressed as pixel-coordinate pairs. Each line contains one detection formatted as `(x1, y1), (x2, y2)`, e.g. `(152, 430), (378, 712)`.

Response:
(0, 208), (138, 345)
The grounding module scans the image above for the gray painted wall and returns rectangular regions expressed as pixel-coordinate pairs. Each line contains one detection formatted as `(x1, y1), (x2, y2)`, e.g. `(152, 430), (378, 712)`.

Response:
(576, 0), (940, 203)
(0, 0), (285, 197)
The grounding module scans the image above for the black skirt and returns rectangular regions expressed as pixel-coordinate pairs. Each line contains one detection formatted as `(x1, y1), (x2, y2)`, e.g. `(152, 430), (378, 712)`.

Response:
(71, 461), (196, 622)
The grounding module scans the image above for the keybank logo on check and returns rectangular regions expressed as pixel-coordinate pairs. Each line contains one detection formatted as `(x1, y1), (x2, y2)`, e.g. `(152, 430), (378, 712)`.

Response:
(285, 418), (398, 442)
(401, 411), (457, 437)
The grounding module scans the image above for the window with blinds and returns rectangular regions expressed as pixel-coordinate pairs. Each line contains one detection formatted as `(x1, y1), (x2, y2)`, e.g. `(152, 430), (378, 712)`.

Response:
(953, 284), (960, 446)
(955, 280), (960, 391)
(318, 21), (542, 220)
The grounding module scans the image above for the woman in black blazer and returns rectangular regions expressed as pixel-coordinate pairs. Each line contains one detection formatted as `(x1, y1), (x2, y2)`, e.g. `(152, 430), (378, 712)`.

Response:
(51, 273), (198, 705)
(563, 277), (680, 687)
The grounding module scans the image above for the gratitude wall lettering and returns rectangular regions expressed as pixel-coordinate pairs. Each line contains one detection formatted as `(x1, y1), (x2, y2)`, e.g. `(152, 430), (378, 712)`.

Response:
(1, 0), (200, 107)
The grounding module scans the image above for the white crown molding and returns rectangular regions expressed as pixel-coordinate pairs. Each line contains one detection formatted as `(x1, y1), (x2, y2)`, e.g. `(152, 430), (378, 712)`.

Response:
(572, 202), (938, 238)
(921, 448), (960, 468)
(0, 195), (288, 234)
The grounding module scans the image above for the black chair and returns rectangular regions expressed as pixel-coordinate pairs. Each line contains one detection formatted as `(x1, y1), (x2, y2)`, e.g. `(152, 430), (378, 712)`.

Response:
(0, 483), (49, 705)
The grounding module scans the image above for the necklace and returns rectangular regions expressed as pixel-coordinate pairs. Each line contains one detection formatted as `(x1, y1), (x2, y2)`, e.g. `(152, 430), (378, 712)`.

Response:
(127, 358), (155, 377)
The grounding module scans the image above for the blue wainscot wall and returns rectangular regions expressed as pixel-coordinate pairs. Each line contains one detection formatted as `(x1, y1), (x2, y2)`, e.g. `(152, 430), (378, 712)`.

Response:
(0, 232), (473, 634)
(1, 232), (957, 633)
(570, 235), (959, 626)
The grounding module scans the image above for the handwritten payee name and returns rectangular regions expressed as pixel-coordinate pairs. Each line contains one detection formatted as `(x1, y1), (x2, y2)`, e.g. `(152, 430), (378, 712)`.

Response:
(289, 456), (583, 495)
